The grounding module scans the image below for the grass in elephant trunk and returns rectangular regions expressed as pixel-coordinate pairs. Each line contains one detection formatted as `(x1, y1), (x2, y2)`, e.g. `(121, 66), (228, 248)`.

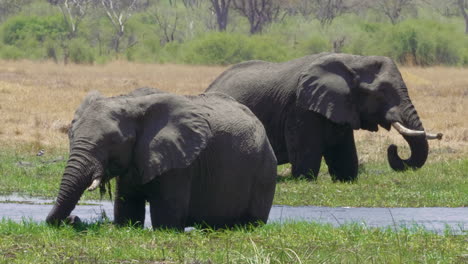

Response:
(0, 220), (466, 263)
(1, 148), (467, 207)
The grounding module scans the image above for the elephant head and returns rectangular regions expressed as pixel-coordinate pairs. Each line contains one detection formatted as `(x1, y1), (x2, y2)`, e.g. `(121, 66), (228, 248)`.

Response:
(46, 92), (212, 225)
(297, 54), (441, 171)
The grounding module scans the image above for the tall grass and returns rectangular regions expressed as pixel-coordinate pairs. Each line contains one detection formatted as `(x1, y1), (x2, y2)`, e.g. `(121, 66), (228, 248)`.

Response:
(0, 220), (466, 263)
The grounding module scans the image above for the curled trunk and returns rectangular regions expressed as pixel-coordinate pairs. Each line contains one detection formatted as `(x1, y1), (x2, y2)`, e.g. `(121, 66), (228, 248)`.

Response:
(387, 135), (428, 171)
(387, 102), (429, 171)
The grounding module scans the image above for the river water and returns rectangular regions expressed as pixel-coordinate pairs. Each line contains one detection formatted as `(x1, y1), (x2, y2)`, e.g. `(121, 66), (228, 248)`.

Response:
(1, 195), (466, 234)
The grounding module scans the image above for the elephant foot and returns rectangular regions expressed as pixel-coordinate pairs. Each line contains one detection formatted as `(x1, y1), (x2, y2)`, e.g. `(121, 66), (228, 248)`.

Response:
(291, 168), (318, 181)
(65, 215), (82, 225)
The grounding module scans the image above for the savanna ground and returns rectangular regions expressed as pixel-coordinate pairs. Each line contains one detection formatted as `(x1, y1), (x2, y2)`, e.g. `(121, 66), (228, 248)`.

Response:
(0, 60), (467, 263)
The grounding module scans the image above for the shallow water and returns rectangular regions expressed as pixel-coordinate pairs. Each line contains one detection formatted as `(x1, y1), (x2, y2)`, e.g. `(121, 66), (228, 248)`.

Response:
(0, 195), (466, 234)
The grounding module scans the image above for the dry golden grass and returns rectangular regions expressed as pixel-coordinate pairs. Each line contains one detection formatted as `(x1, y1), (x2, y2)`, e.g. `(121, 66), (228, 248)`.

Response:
(0, 60), (466, 163)
(0, 60), (225, 149)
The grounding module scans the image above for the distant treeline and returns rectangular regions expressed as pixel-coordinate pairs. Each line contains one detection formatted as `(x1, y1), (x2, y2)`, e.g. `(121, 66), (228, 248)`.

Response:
(0, 0), (467, 65)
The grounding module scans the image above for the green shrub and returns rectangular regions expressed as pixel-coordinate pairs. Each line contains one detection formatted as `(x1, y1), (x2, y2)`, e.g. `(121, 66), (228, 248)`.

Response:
(379, 20), (467, 66)
(2, 15), (66, 46)
(68, 38), (95, 64)
(183, 32), (253, 65)
(0, 10), (466, 66)
(0, 44), (24, 59)
(247, 35), (290, 62)
(300, 35), (330, 55)
(182, 32), (290, 65)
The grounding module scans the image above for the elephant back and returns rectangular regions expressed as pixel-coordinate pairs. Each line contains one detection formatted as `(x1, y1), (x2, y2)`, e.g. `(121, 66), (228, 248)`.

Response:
(191, 93), (275, 159)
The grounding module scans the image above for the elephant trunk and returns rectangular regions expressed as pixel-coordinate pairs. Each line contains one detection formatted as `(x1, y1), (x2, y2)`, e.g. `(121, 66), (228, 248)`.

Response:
(46, 153), (101, 225)
(387, 101), (429, 171)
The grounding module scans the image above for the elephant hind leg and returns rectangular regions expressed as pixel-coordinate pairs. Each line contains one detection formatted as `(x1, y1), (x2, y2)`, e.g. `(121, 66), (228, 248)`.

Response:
(323, 129), (358, 182)
(243, 160), (277, 225)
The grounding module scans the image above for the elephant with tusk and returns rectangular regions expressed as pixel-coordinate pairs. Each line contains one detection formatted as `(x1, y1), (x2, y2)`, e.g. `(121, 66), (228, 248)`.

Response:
(46, 88), (277, 229)
(206, 53), (442, 181)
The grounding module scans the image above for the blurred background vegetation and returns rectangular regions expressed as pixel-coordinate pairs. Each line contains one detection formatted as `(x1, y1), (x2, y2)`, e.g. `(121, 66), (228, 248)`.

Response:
(0, 0), (467, 65)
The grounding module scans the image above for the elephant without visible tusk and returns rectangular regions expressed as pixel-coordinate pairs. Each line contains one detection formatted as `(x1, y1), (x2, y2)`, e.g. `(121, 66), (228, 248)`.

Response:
(391, 122), (443, 140)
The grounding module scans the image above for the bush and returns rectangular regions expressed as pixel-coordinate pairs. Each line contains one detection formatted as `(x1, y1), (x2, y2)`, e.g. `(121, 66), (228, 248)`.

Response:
(182, 32), (290, 65)
(183, 33), (253, 65)
(0, 44), (24, 60)
(2, 15), (66, 46)
(68, 38), (95, 64)
(300, 35), (330, 55)
(379, 20), (468, 66)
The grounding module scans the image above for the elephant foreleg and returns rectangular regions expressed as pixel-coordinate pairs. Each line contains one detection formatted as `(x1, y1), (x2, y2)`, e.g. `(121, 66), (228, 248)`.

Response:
(323, 129), (358, 182)
(114, 178), (146, 227)
(148, 171), (191, 230)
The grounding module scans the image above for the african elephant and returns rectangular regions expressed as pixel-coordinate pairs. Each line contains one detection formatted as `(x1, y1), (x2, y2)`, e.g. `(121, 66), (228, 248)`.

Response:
(46, 89), (277, 229)
(206, 53), (441, 181)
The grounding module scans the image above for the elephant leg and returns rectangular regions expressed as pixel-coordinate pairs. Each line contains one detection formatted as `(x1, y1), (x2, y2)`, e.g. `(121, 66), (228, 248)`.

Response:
(290, 152), (323, 180)
(148, 171), (191, 230)
(114, 178), (146, 227)
(323, 128), (358, 182)
(285, 111), (325, 180)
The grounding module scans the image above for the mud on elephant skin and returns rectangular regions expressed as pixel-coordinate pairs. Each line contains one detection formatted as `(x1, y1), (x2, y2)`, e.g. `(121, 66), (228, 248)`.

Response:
(46, 88), (277, 229)
(206, 53), (442, 182)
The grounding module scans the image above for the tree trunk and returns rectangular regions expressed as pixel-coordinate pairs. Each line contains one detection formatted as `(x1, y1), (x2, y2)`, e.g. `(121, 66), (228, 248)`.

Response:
(458, 0), (468, 34)
(211, 0), (231, 31)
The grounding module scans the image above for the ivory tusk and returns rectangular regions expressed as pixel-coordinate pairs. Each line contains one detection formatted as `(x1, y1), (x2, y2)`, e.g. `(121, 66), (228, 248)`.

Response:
(87, 179), (101, 191)
(392, 122), (443, 140)
(426, 132), (443, 140)
(392, 122), (425, 136)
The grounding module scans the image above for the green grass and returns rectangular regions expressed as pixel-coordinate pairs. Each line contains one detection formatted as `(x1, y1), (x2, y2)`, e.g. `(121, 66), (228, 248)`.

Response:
(0, 220), (466, 263)
(275, 160), (468, 207)
(0, 148), (467, 207)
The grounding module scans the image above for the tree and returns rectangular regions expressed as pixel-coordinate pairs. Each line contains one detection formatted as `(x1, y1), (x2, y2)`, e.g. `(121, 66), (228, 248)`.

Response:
(48, 1), (93, 63)
(457, 0), (468, 34)
(375, 0), (414, 24)
(182, 0), (202, 8)
(209, 0), (232, 31)
(232, 0), (280, 34)
(101, 0), (141, 52)
(149, 1), (181, 45)
(0, 0), (32, 22)
(312, 0), (348, 27)
(48, 0), (92, 39)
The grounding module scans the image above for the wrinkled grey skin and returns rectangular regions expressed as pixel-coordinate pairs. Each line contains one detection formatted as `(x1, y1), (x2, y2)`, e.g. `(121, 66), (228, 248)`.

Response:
(46, 88), (277, 229)
(206, 53), (429, 181)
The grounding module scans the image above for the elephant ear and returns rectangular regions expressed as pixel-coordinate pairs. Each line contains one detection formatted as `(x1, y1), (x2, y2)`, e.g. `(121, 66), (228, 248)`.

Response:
(133, 94), (213, 184)
(297, 56), (360, 129)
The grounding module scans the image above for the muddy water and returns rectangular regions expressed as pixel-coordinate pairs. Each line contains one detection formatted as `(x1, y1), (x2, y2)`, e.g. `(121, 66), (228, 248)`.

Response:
(0, 195), (466, 234)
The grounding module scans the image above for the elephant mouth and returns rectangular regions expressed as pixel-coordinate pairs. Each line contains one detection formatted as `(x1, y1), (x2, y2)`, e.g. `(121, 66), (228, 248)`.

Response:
(391, 122), (443, 140)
